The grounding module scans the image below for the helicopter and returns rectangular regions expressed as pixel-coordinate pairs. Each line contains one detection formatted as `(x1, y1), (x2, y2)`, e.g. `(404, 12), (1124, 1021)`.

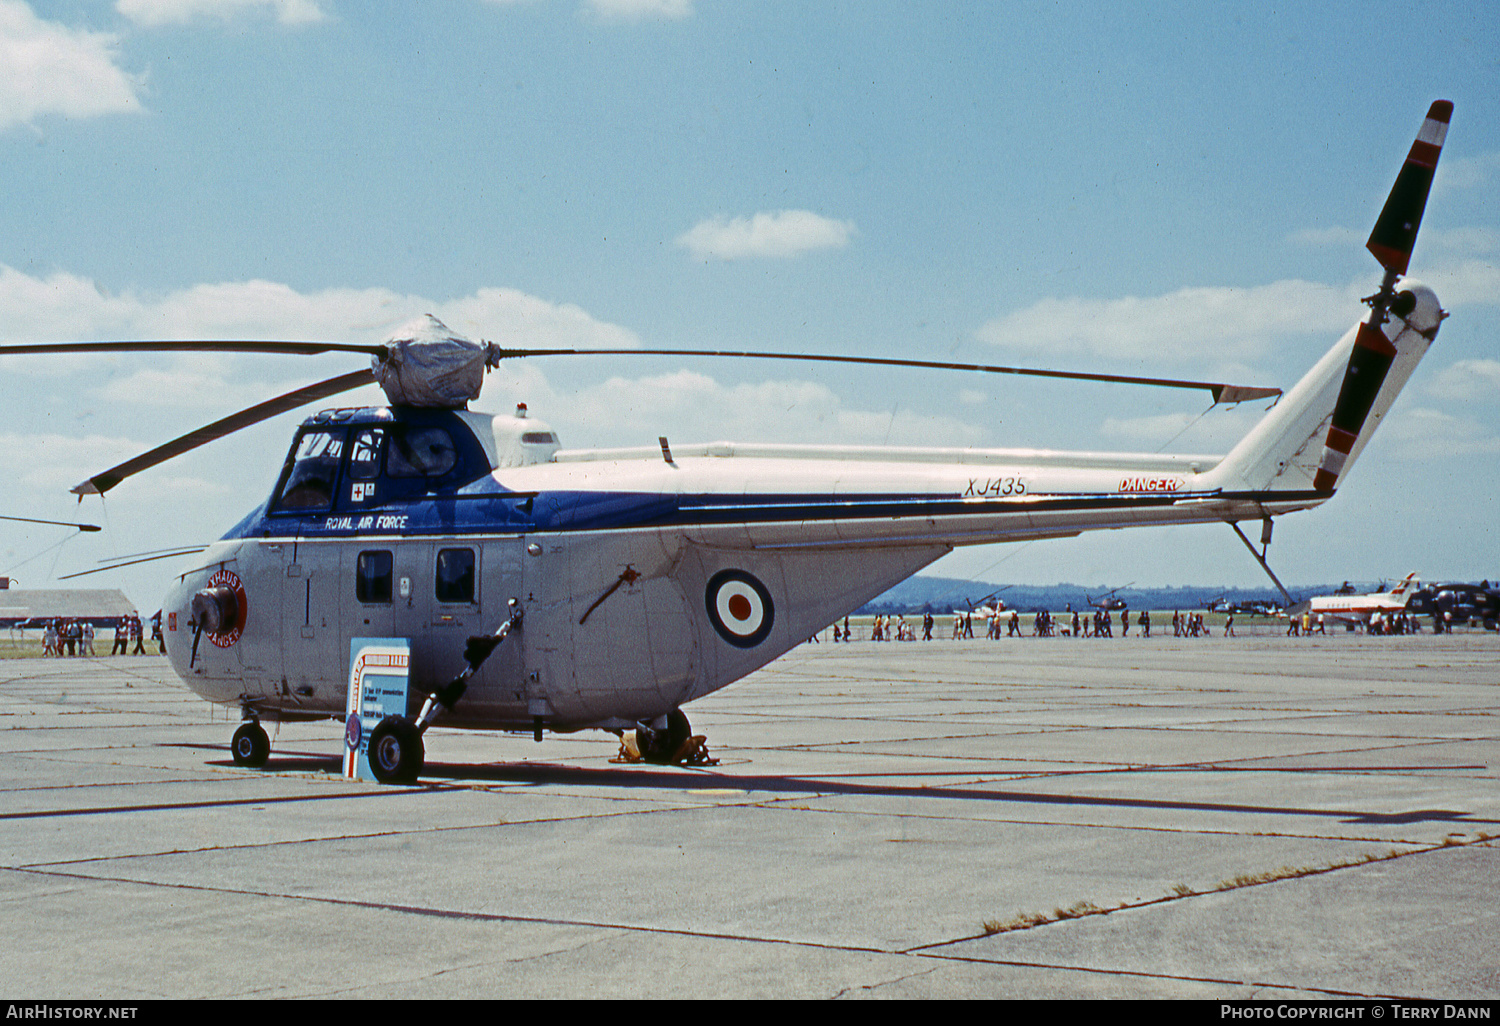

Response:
(953, 585), (1014, 621)
(0, 101), (1453, 783)
(1084, 584), (1135, 612)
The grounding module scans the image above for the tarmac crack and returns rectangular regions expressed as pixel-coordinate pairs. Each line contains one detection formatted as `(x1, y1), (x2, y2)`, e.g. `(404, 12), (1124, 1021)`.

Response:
(900, 837), (1497, 999)
(832, 963), (945, 999)
(7, 863), (900, 960)
(906, 948), (1406, 1000)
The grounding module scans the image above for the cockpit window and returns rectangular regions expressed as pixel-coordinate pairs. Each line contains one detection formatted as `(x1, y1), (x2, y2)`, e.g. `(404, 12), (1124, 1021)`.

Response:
(274, 430), (344, 511)
(387, 427), (458, 479)
(348, 429), (385, 481)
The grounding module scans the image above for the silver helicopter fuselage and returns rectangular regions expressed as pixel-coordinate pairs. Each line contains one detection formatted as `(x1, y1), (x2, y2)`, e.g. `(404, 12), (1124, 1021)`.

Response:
(161, 282), (1443, 736)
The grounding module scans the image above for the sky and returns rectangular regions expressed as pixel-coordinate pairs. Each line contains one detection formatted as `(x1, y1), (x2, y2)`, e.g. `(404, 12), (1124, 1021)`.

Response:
(1, 0), (1497, 614)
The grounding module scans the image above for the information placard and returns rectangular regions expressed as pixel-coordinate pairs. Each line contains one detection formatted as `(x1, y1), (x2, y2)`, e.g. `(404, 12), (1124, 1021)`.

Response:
(344, 638), (411, 781)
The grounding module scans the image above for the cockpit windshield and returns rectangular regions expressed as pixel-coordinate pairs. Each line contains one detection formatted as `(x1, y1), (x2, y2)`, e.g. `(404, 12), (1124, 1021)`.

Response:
(273, 430), (344, 511)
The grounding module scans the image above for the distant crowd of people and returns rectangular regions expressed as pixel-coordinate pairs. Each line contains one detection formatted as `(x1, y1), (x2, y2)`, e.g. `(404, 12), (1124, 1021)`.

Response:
(828, 607), (1243, 641)
(1285, 610), (1439, 635)
(38, 613), (160, 657)
(826, 605), (1469, 642)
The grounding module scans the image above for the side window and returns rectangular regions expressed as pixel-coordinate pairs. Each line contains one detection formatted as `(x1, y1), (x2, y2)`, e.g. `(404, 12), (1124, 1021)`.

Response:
(274, 430), (344, 511)
(388, 427), (458, 479)
(349, 429), (385, 481)
(356, 551), (393, 604)
(435, 548), (475, 604)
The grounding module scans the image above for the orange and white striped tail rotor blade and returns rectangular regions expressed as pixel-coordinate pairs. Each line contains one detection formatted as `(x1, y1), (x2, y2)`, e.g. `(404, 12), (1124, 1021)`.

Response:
(1366, 100), (1452, 276)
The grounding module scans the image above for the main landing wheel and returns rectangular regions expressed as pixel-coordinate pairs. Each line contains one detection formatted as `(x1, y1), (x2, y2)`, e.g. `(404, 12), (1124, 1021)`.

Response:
(637, 709), (692, 764)
(230, 721), (270, 768)
(368, 716), (425, 784)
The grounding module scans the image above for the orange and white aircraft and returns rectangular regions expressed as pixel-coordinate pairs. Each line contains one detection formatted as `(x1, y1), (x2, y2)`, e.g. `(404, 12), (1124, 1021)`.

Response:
(1293, 573), (1421, 627)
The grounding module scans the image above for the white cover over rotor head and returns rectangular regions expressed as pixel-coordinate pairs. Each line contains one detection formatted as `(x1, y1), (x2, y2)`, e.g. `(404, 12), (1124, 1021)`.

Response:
(373, 314), (491, 408)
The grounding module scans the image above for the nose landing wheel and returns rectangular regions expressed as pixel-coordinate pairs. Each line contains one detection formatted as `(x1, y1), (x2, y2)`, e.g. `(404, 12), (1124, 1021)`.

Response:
(367, 716), (425, 784)
(230, 721), (270, 768)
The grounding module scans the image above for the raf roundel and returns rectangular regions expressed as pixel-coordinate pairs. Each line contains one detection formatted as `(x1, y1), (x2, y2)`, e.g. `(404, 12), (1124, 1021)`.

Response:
(706, 570), (775, 648)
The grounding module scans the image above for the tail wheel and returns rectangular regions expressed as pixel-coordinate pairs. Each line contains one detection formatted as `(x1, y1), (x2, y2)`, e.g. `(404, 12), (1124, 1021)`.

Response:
(368, 717), (424, 784)
(230, 721), (270, 768)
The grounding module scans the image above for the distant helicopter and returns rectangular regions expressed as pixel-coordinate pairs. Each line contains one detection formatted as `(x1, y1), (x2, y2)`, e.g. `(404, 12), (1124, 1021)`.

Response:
(0, 101), (1453, 782)
(954, 586), (1014, 620)
(1085, 585), (1135, 612)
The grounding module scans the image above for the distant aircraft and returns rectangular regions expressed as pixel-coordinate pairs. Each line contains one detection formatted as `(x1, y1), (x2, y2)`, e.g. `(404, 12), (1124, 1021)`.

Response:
(954, 586), (1013, 620)
(1290, 573), (1420, 628)
(1206, 596), (1282, 616)
(1406, 582), (1500, 630)
(1086, 585), (1133, 611)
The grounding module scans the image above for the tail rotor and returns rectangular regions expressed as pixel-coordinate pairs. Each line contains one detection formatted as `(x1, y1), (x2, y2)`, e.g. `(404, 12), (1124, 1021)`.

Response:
(1311, 100), (1452, 494)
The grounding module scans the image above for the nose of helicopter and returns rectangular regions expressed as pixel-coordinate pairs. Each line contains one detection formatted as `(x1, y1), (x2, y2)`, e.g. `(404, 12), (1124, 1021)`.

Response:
(162, 573), (197, 669)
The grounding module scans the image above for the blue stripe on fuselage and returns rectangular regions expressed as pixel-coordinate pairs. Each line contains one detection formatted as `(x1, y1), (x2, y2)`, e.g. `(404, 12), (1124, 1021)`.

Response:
(216, 485), (1298, 541)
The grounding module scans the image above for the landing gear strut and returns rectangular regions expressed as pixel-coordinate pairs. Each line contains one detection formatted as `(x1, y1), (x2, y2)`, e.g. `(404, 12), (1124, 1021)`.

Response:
(366, 598), (523, 785)
(230, 720), (270, 768)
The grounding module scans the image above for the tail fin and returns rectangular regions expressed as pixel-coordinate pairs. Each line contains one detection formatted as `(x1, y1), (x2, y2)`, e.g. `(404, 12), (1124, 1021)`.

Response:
(1209, 283), (1443, 494)
(1391, 572), (1419, 597)
(1208, 101), (1451, 497)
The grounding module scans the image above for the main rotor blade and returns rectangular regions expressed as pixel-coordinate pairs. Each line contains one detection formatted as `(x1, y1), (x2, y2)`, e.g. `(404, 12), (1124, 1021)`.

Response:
(490, 347), (1281, 404)
(0, 515), (101, 532)
(72, 368), (376, 497)
(0, 340), (387, 358)
(57, 547), (208, 580)
(1367, 100), (1452, 276)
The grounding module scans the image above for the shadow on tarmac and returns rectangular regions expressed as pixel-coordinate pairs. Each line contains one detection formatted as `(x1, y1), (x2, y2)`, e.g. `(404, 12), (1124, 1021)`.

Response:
(187, 747), (1493, 829)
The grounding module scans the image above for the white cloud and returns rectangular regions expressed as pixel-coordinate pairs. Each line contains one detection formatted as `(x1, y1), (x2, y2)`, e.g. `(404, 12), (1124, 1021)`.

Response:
(584, 0), (694, 22)
(533, 369), (985, 448)
(0, 0), (143, 131)
(0, 265), (641, 351)
(976, 252), (1500, 368)
(1100, 406), (1263, 453)
(1422, 259), (1500, 308)
(115, 0), (328, 26)
(1425, 359), (1500, 404)
(1288, 226), (1361, 249)
(0, 432), (242, 499)
(1424, 227), (1500, 256)
(1435, 151), (1500, 196)
(482, 0), (694, 22)
(677, 210), (857, 261)
(976, 278), (1363, 364)
(0, 431), (140, 488)
(1381, 406), (1500, 459)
